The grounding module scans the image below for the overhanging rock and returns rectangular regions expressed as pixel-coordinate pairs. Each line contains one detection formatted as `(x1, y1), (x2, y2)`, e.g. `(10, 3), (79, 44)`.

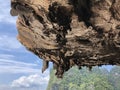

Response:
(10, 0), (120, 78)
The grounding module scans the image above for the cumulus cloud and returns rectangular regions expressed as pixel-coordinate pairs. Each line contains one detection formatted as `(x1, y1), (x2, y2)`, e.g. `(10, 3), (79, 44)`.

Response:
(0, 0), (16, 24)
(0, 57), (50, 90)
(0, 35), (22, 51)
(11, 74), (49, 88)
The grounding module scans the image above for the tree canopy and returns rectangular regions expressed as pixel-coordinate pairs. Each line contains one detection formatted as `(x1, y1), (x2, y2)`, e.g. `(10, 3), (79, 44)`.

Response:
(47, 66), (120, 90)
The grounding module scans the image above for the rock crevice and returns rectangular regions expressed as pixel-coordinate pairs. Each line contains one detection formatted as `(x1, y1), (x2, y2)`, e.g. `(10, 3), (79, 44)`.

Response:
(11, 0), (120, 78)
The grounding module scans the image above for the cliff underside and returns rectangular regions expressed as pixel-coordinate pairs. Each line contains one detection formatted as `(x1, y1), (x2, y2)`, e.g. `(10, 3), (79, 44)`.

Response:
(10, 0), (120, 78)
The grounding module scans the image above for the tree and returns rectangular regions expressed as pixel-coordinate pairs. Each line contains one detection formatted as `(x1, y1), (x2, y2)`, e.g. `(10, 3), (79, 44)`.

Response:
(109, 66), (120, 90)
(47, 66), (115, 90)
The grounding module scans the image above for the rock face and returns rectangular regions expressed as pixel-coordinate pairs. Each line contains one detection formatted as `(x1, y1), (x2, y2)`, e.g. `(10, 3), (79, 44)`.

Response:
(10, 0), (120, 78)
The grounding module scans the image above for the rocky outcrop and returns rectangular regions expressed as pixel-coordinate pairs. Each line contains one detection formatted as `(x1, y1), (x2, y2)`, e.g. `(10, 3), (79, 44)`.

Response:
(11, 0), (120, 78)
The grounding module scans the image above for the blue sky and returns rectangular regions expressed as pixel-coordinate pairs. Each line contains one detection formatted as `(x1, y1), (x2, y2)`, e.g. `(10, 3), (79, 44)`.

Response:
(0, 1), (50, 90)
(0, 0), (115, 90)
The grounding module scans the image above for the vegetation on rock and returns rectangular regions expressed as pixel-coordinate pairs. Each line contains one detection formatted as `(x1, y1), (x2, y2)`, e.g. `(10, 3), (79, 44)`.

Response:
(47, 66), (120, 90)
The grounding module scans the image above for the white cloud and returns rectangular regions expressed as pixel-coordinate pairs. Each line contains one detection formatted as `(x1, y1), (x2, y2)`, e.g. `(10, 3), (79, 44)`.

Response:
(0, 54), (15, 59)
(0, 35), (22, 50)
(0, 0), (16, 24)
(0, 58), (42, 74)
(0, 84), (47, 90)
(0, 58), (49, 90)
(11, 74), (49, 88)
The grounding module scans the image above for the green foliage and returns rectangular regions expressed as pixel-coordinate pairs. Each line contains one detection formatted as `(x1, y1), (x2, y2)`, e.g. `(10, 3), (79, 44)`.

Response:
(47, 66), (120, 90)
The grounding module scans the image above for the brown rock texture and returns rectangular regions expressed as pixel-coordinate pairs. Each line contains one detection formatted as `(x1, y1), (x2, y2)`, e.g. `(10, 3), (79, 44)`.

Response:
(10, 0), (120, 78)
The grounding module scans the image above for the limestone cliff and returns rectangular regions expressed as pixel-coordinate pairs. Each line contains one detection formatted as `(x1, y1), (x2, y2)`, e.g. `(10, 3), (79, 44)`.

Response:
(10, 0), (120, 78)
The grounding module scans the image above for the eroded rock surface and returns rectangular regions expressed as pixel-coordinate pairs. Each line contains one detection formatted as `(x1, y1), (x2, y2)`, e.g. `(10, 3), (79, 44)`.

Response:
(11, 0), (120, 78)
